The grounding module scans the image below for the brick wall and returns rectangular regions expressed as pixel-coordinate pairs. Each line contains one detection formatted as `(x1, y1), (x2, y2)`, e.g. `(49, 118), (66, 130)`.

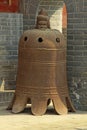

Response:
(20, 0), (40, 30)
(0, 91), (14, 106)
(0, 13), (23, 90)
(66, 0), (87, 110)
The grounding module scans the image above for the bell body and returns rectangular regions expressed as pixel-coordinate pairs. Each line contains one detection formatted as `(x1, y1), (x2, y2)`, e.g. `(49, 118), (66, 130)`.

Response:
(8, 29), (75, 115)
(17, 29), (67, 97)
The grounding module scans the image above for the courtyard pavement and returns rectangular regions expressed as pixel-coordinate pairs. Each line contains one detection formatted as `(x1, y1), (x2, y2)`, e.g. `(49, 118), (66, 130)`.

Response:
(0, 105), (87, 130)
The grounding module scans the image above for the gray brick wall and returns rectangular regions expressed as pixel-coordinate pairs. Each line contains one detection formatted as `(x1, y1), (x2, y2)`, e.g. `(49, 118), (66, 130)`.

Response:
(21, 0), (40, 30)
(0, 91), (14, 106)
(0, 13), (23, 90)
(66, 0), (87, 111)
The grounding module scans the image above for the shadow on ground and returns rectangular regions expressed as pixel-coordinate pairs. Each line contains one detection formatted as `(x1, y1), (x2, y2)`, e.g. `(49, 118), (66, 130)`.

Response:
(0, 104), (58, 116)
(0, 104), (87, 116)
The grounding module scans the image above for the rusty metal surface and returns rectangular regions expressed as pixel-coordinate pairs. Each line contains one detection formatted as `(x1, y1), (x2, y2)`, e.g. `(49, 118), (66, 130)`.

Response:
(8, 9), (75, 115)
(36, 8), (50, 29)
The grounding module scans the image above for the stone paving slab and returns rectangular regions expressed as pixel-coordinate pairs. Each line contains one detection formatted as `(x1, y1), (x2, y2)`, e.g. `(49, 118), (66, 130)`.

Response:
(0, 105), (87, 130)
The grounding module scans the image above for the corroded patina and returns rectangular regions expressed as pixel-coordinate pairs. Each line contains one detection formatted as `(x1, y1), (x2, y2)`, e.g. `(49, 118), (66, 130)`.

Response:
(7, 9), (75, 115)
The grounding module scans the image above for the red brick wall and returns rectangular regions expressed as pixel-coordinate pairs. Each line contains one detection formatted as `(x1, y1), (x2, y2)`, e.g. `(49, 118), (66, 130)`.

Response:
(0, 0), (19, 12)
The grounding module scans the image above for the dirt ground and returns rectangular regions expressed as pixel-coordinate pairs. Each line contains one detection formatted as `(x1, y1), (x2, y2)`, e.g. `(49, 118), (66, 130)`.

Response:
(0, 105), (87, 130)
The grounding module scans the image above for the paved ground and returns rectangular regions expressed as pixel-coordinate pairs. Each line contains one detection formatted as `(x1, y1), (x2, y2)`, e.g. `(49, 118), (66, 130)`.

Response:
(0, 105), (87, 130)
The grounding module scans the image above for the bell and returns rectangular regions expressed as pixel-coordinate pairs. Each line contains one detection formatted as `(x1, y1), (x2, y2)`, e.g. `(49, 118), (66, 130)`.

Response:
(7, 9), (75, 115)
